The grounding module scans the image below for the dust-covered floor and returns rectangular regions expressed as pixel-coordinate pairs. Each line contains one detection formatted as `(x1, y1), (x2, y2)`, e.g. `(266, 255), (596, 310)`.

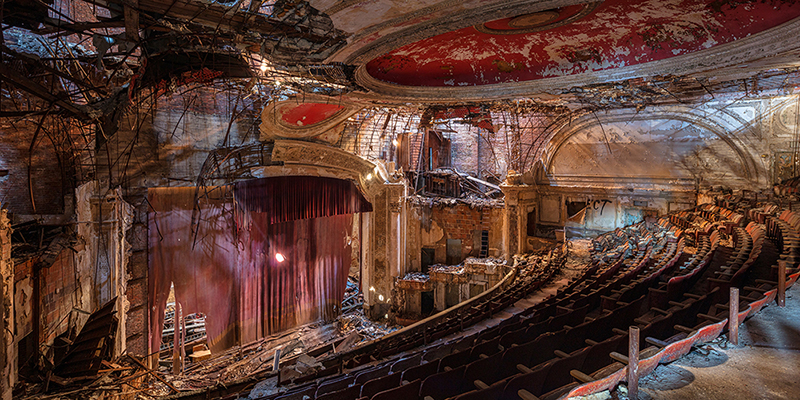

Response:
(609, 284), (800, 400)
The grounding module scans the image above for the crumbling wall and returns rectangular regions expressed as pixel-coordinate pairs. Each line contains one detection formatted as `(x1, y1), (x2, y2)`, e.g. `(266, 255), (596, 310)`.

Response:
(39, 247), (78, 345)
(74, 182), (135, 356)
(1, 210), (15, 400)
(407, 201), (503, 267)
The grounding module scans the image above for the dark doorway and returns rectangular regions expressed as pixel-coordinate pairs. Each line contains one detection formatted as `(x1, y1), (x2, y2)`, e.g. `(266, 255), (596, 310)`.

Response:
(446, 239), (461, 265)
(527, 210), (537, 236)
(421, 247), (435, 273)
(421, 291), (434, 316)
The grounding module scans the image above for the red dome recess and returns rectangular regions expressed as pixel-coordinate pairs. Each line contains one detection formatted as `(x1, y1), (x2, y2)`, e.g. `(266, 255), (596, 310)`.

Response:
(365, 0), (800, 87)
(280, 103), (346, 127)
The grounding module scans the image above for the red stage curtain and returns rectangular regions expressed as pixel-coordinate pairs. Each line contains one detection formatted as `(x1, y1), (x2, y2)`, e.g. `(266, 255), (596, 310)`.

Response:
(147, 186), (239, 353)
(148, 177), (367, 354)
(233, 176), (372, 224)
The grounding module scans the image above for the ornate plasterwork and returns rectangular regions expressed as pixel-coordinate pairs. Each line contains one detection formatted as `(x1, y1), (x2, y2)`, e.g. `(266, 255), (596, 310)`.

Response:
(337, 0), (588, 64)
(270, 139), (383, 197)
(350, 16), (800, 102)
(260, 96), (362, 143)
(539, 106), (763, 187)
(473, 2), (601, 35)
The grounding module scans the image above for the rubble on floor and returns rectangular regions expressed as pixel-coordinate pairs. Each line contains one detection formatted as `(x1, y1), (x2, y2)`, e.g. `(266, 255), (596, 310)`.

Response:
(408, 193), (503, 209)
(342, 277), (363, 313)
(336, 308), (399, 343)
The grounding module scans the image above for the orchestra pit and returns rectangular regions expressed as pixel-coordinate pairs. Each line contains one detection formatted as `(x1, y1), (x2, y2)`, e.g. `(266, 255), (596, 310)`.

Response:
(2, 1), (800, 399)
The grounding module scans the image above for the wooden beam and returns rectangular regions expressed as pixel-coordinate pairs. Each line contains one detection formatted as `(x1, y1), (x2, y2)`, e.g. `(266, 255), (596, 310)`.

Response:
(123, 0), (140, 43)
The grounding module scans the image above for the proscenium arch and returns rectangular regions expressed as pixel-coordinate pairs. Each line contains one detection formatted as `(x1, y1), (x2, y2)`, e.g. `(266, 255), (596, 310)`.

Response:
(539, 107), (762, 186)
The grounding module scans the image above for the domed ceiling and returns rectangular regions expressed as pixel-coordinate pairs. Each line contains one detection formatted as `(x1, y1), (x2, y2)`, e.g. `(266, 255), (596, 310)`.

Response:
(365, 0), (800, 87)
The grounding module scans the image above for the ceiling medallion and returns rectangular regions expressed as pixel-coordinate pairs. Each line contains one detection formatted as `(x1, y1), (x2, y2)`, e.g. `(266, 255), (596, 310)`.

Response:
(474, 2), (602, 35)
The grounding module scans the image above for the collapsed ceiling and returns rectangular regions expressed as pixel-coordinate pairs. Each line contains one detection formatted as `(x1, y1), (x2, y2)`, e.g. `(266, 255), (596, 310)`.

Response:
(3, 0), (800, 195)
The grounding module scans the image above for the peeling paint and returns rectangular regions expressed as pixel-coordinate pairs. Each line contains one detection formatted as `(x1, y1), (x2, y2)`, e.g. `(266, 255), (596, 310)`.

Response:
(364, 0), (800, 87)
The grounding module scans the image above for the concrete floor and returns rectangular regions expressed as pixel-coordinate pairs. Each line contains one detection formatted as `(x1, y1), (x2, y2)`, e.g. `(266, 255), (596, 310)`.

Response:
(631, 284), (800, 400)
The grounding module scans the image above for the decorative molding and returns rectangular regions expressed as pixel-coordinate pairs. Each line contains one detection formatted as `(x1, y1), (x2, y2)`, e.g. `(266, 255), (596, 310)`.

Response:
(333, 0), (587, 63)
(350, 16), (800, 102)
(260, 96), (362, 143)
(474, 2), (601, 35)
(271, 139), (384, 198)
(539, 106), (762, 186)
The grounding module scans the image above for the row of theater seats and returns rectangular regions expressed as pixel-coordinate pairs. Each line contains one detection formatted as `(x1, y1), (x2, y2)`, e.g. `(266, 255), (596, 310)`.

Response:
(256, 200), (799, 400)
(258, 249), (568, 398)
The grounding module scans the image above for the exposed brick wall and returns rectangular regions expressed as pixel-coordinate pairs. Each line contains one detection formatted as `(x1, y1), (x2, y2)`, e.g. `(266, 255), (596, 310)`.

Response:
(430, 204), (502, 259)
(0, 123), (65, 215)
(39, 249), (76, 344)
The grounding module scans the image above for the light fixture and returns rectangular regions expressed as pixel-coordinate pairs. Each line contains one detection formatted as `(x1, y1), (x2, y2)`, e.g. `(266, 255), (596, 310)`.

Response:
(392, 139), (399, 146)
(275, 253), (286, 262)
(378, 294), (384, 301)
(259, 61), (268, 72)
(369, 286), (376, 292)
(366, 173), (373, 180)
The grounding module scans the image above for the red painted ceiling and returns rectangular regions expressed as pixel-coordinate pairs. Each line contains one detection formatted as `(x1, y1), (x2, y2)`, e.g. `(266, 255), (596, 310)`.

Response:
(365, 0), (800, 87)
(279, 103), (345, 126)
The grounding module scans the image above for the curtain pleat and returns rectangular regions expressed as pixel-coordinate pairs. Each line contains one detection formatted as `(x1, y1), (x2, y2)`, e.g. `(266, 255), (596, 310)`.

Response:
(148, 177), (367, 355)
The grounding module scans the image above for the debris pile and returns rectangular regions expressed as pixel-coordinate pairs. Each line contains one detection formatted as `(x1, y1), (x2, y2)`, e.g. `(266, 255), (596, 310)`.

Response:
(408, 194), (503, 209)
(337, 309), (399, 343)
(160, 303), (207, 352)
(399, 272), (430, 282)
(397, 272), (433, 292)
(342, 277), (363, 313)
(428, 264), (466, 275)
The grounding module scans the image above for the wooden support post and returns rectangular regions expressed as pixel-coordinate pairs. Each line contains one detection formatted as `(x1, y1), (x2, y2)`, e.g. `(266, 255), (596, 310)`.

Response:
(180, 305), (186, 373)
(123, 0), (139, 43)
(273, 348), (281, 372)
(627, 326), (639, 400)
(729, 288), (739, 346)
(172, 302), (182, 375)
(778, 261), (786, 308)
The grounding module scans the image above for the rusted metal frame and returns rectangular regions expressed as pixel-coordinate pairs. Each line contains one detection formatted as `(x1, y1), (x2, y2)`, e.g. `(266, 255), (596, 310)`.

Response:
(0, 62), (89, 118)
(476, 124), (502, 176)
(221, 93), (242, 148)
(167, 94), (199, 140)
(26, 105), (54, 213)
(2, 43), (99, 103)
(37, 19), (126, 35)
(113, 109), (149, 188)
(102, 41), (142, 88)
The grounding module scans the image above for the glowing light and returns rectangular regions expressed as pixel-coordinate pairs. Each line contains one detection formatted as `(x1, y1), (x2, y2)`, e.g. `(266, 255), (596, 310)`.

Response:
(384, 314), (389, 319)
(392, 139), (399, 146)
(369, 286), (376, 292)
(378, 294), (384, 301)
(366, 173), (373, 180)
(260, 62), (268, 72)
(275, 253), (286, 262)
